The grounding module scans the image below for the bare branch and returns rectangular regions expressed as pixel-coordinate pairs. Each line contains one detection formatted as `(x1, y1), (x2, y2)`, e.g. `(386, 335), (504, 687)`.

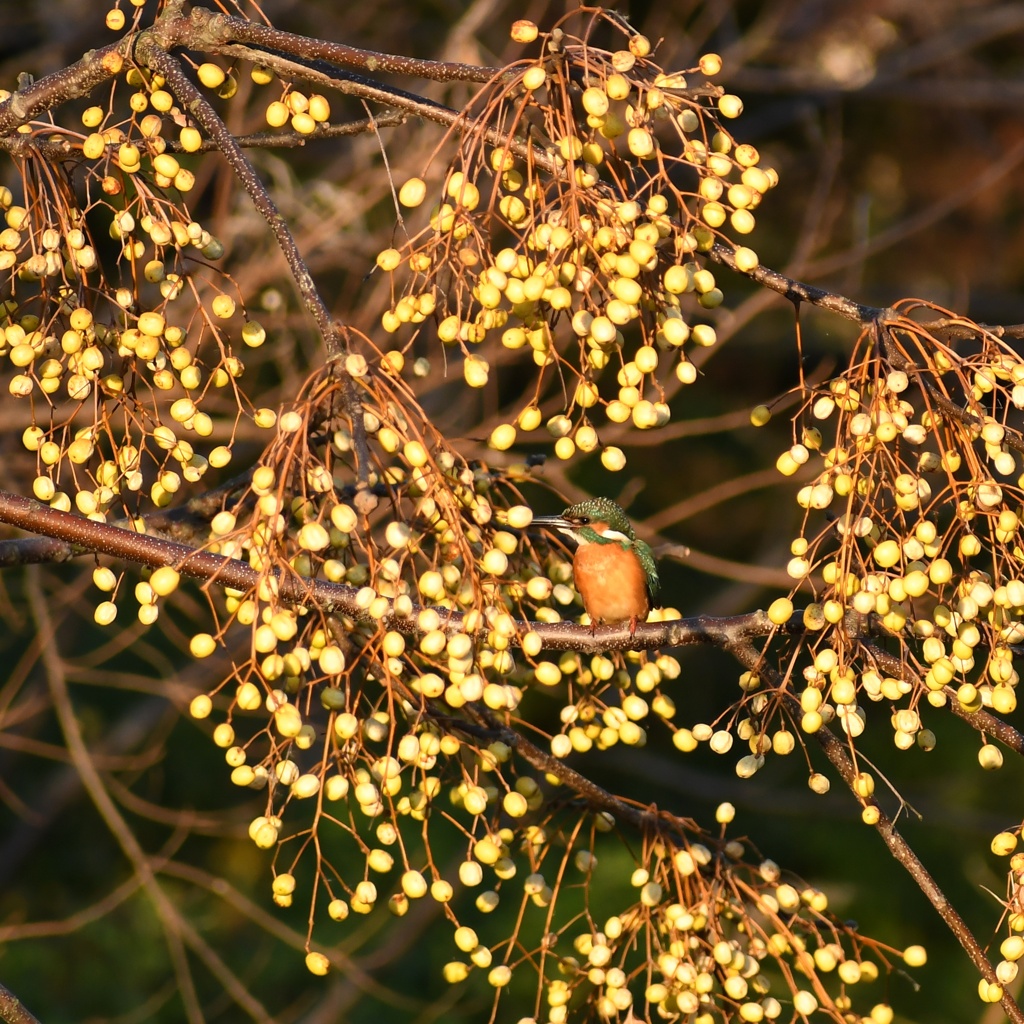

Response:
(137, 42), (344, 357)
(0, 985), (42, 1024)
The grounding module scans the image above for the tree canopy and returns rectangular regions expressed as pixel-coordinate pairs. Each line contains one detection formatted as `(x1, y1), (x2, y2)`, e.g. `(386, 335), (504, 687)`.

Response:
(1, 2), (1024, 1023)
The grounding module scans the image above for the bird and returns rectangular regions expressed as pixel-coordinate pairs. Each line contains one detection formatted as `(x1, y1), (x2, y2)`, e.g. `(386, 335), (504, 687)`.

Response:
(531, 497), (659, 637)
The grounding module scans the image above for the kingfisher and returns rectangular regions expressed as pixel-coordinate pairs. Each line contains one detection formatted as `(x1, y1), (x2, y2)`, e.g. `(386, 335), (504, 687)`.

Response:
(532, 497), (659, 636)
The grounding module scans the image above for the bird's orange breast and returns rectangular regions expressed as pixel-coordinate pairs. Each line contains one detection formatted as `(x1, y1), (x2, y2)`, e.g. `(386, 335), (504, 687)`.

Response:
(573, 542), (650, 625)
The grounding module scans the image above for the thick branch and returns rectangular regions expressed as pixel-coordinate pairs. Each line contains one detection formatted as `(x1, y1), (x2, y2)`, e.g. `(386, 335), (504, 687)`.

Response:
(0, 471), (255, 567)
(137, 42), (344, 358)
(0, 986), (41, 1024)
(0, 42), (128, 137)
(0, 490), (787, 653)
(711, 242), (887, 323)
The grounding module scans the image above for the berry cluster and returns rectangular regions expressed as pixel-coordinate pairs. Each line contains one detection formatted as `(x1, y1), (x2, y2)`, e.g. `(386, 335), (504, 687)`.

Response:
(376, 10), (774, 471)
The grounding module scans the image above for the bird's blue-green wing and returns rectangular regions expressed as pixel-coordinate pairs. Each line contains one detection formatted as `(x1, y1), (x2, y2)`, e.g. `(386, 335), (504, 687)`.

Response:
(635, 539), (660, 604)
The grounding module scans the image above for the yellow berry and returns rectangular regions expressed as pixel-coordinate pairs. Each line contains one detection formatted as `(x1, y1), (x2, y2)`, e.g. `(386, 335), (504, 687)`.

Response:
(190, 632), (216, 657)
(266, 101), (289, 128)
(510, 19), (538, 43)
(399, 178), (427, 208)
(699, 53), (723, 75)
(718, 94), (744, 118)
(197, 63), (226, 89)
(903, 945), (927, 967)
(305, 952), (330, 976)
(489, 423), (517, 451)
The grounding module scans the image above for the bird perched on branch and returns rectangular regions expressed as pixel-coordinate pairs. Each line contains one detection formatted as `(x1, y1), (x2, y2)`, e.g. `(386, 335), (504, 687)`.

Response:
(532, 497), (659, 637)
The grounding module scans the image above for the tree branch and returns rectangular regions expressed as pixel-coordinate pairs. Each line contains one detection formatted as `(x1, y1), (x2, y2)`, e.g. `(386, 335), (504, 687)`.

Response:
(137, 41), (345, 358)
(189, 8), (501, 83)
(0, 986), (42, 1024)
(0, 42), (128, 137)
(711, 242), (888, 323)
(0, 490), (792, 653)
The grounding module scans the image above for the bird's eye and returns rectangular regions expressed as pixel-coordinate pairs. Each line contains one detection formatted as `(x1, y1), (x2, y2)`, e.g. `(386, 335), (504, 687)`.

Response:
(576, 516), (590, 525)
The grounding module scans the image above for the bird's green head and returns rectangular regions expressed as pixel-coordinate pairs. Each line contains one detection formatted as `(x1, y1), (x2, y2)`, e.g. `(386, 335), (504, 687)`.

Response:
(533, 496), (636, 545)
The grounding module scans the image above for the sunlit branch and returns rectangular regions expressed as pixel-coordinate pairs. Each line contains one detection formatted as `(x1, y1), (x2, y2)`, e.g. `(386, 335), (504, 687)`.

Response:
(194, 8), (502, 83)
(0, 471), (255, 567)
(711, 242), (888, 323)
(138, 42), (344, 358)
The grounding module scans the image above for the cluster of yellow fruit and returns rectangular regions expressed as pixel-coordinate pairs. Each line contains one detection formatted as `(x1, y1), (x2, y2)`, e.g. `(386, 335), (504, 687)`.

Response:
(10, 285), (256, 530)
(0, 68), (298, 532)
(752, 335), (1024, 761)
(986, 841), (1024, 1002)
(540, 831), (914, 1024)
(166, 448), (932, 1018)
(188, 49), (335, 136)
(375, 17), (775, 467)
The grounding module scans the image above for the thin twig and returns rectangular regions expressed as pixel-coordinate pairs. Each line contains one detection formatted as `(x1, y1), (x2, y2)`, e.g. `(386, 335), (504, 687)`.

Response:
(0, 113), (409, 159)
(27, 569), (206, 1024)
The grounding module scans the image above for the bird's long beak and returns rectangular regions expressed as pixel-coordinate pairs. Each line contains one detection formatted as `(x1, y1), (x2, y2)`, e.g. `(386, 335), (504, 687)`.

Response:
(530, 514), (571, 529)
(530, 514), (575, 541)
